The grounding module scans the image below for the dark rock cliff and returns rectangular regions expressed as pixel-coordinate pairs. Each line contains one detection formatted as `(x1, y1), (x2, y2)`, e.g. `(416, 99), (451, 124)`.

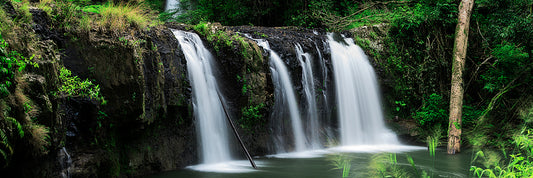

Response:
(59, 25), (197, 176)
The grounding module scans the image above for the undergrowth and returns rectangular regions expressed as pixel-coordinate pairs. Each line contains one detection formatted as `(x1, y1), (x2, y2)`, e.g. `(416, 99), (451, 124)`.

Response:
(470, 105), (533, 177)
(38, 0), (159, 33)
(58, 67), (106, 105)
(0, 7), (48, 167)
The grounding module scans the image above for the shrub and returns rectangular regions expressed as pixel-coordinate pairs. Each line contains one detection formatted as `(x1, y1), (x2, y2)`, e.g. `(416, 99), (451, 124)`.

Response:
(480, 42), (530, 93)
(58, 67), (106, 104)
(471, 129), (533, 177)
(471, 105), (533, 177)
(412, 93), (448, 127)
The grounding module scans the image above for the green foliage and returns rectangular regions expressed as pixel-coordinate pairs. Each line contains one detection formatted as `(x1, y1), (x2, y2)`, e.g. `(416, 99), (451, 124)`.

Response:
(192, 22), (256, 60)
(462, 105), (483, 127)
(367, 153), (411, 177)
(0, 30), (37, 98)
(427, 125), (442, 157)
(470, 105), (533, 177)
(165, 0), (262, 25)
(81, 4), (103, 14)
(0, 35), (21, 98)
(59, 67), (106, 104)
(0, 116), (24, 168)
(413, 93), (448, 127)
(240, 103), (264, 132)
(96, 111), (108, 129)
(328, 153), (353, 178)
(165, 0), (322, 26)
(45, 0), (83, 30)
(0, 3), (51, 168)
(234, 35), (253, 59)
(95, 2), (154, 31)
(144, 0), (165, 13)
(480, 42), (530, 93)
(236, 75), (249, 95)
(394, 100), (406, 112)
(374, 0), (460, 124)
(40, 0), (158, 33)
(253, 32), (268, 38)
(471, 129), (533, 177)
(412, 93), (481, 135)
(0, 129), (13, 168)
(10, 0), (33, 24)
(464, 0), (533, 146)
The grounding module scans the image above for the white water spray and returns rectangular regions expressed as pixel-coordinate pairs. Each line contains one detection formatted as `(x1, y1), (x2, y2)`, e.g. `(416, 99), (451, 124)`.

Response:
(328, 33), (399, 146)
(253, 39), (307, 152)
(165, 0), (180, 12)
(295, 43), (321, 149)
(172, 30), (232, 164)
(58, 147), (72, 178)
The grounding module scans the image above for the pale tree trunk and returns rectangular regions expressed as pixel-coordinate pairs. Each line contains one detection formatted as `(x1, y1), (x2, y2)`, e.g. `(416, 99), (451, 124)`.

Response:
(448, 0), (475, 155)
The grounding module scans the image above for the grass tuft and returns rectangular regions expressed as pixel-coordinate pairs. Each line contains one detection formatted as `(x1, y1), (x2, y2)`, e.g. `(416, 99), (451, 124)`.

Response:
(95, 2), (153, 32)
(27, 123), (49, 155)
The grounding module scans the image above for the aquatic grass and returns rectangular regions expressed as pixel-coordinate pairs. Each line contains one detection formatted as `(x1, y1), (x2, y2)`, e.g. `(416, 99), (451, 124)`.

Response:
(427, 125), (442, 157)
(328, 153), (353, 178)
(425, 125), (442, 177)
(368, 153), (411, 177)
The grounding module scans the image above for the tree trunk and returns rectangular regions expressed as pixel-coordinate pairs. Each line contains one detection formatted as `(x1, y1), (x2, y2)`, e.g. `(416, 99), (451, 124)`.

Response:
(447, 0), (475, 155)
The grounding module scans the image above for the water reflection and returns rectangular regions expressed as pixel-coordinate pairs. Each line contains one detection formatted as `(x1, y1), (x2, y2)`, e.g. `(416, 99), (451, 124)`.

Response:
(150, 149), (472, 178)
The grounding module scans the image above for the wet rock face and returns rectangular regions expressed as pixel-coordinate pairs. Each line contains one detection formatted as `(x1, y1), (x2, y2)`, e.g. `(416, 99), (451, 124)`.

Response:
(60, 26), (197, 175)
(228, 26), (333, 98)
(16, 10), (197, 175)
(61, 26), (192, 123)
(226, 26), (337, 151)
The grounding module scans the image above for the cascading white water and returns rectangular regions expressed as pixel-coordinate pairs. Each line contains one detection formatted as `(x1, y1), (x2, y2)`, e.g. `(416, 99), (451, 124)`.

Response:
(165, 0), (180, 12)
(295, 43), (321, 149)
(328, 33), (399, 146)
(172, 30), (232, 164)
(253, 39), (307, 152)
(58, 147), (72, 178)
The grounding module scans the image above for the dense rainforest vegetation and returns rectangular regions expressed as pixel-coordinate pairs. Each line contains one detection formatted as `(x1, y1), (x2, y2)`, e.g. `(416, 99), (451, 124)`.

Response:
(1, 0), (532, 177)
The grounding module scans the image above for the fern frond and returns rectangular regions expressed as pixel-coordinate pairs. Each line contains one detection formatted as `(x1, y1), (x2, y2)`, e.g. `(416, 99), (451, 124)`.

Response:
(472, 150), (485, 164)
(5, 117), (24, 138)
(0, 129), (13, 166)
(0, 149), (8, 167)
(0, 129), (13, 154)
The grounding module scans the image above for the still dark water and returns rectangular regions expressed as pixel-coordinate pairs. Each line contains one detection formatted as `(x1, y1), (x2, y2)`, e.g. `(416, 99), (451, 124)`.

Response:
(149, 147), (473, 178)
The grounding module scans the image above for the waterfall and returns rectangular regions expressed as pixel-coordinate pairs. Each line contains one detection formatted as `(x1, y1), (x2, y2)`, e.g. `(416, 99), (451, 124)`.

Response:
(165, 0), (180, 12)
(295, 43), (321, 149)
(172, 29), (232, 164)
(328, 33), (399, 146)
(58, 147), (72, 178)
(252, 38), (307, 152)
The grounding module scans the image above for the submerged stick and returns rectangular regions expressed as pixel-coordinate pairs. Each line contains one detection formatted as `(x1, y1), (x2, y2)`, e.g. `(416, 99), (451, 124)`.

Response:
(217, 92), (257, 169)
